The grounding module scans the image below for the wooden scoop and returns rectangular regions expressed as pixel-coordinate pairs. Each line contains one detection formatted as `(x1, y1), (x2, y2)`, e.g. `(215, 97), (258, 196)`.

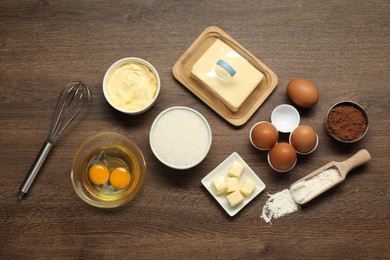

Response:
(290, 149), (371, 205)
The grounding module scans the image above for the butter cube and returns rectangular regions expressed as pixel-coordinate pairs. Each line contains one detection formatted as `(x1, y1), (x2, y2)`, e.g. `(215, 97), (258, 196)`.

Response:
(240, 179), (256, 197)
(212, 176), (227, 195)
(227, 190), (244, 207)
(227, 177), (239, 193)
(191, 39), (264, 112)
(228, 161), (244, 178)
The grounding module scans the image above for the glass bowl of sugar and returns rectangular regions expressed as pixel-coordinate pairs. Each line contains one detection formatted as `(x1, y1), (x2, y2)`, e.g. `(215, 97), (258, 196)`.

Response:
(149, 106), (212, 170)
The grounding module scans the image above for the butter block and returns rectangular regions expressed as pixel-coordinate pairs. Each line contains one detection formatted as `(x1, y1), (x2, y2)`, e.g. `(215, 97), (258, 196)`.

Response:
(191, 39), (264, 112)
(227, 190), (244, 207)
(227, 177), (239, 193)
(240, 179), (256, 197)
(212, 176), (227, 195)
(228, 161), (244, 178)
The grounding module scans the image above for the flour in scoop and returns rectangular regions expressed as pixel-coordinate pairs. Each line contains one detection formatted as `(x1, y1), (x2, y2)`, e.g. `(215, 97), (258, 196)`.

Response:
(261, 168), (342, 224)
(261, 189), (299, 224)
(290, 168), (340, 204)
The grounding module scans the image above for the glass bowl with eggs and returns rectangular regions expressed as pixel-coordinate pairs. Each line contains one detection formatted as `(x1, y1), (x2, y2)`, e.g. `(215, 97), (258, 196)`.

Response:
(71, 132), (146, 208)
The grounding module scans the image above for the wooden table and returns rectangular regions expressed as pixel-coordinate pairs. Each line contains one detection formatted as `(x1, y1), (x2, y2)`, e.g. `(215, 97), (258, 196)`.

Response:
(1, 1), (389, 259)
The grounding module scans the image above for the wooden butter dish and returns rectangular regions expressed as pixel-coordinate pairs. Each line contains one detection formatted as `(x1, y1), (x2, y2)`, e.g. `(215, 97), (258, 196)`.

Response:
(172, 26), (278, 126)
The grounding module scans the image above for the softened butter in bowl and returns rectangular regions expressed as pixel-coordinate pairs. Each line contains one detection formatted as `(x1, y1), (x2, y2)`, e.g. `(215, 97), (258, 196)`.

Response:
(149, 106), (212, 170)
(103, 57), (160, 114)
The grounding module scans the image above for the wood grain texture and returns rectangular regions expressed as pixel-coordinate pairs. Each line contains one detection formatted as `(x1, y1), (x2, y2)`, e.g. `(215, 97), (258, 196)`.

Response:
(1, 0), (389, 259)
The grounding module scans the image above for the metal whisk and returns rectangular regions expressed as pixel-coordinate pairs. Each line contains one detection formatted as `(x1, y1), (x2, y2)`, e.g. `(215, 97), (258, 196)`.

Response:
(18, 81), (92, 200)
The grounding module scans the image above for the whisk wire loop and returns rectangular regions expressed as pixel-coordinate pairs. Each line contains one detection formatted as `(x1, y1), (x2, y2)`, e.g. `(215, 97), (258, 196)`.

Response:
(48, 81), (92, 143)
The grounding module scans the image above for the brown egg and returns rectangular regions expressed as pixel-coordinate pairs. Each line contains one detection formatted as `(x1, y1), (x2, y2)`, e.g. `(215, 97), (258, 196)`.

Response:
(250, 122), (278, 150)
(290, 125), (318, 154)
(268, 143), (297, 172)
(287, 78), (319, 108)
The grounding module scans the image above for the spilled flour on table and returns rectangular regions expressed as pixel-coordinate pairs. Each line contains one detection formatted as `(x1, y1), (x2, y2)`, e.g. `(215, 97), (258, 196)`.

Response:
(261, 189), (299, 224)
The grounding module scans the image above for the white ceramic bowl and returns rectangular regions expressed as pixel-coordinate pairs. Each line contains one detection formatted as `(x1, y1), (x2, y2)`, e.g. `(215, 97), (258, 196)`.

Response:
(271, 104), (300, 133)
(149, 106), (212, 170)
(103, 57), (161, 115)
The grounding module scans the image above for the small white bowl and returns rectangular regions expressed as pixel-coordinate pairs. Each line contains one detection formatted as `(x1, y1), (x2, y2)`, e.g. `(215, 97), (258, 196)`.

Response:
(271, 104), (300, 133)
(103, 57), (161, 115)
(149, 106), (212, 170)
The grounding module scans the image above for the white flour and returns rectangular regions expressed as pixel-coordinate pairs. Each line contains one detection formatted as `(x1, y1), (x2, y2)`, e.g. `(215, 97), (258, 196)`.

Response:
(261, 189), (299, 224)
(290, 168), (340, 204)
(261, 168), (341, 224)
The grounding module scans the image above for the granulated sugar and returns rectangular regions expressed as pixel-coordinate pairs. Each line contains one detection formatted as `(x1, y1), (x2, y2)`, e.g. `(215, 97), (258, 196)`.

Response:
(150, 107), (211, 168)
(261, 189), (299, 224)
(290, 168), (341, 204)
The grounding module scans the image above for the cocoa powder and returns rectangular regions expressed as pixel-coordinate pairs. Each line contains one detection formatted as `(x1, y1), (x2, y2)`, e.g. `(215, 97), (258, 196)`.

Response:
(327, 104), (367, 141)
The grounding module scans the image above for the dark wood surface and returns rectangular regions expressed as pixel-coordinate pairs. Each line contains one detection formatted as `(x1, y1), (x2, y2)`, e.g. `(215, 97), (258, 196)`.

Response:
(1, 1), (389, 259)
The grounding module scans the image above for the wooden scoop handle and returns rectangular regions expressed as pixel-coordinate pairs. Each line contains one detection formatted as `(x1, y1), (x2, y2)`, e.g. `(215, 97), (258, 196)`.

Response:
(337, 149), (371, 178)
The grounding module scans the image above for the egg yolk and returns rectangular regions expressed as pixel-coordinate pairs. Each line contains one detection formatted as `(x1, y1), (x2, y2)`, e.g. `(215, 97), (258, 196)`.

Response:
(110, 167), (131, 189)
(89, 164), (110, 185)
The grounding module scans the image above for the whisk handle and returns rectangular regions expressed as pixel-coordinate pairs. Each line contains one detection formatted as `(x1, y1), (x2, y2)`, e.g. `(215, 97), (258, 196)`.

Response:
(18, 141), (53, 200)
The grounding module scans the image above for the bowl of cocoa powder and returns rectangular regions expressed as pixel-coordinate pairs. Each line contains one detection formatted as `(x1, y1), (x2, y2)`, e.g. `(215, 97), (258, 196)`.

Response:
(326, 101), (368, 143)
